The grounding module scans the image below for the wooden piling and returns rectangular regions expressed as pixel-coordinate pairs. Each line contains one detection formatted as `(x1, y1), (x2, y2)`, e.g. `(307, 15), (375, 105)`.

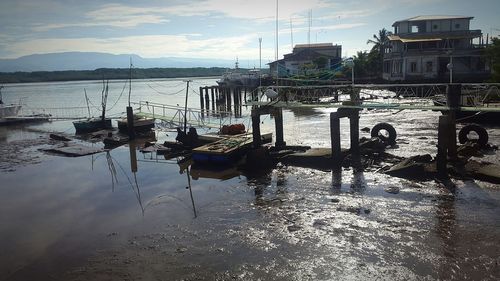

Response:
(274, 108), (286, 147)
(446, 84), (461, 160)
(330, 112), (341, 166)
(126, 106), (135, 139)
(204, 87), (209, 111)
(251, 110), (262, 148)
(199, 87), (204, 110)
(349, 110), (360, 156)
(211, 87), (215, 110)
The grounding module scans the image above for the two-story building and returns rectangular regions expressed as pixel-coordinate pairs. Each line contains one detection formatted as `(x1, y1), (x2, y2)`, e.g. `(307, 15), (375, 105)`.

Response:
(383, 15), (489, 82)
(269, 43), (342, 77)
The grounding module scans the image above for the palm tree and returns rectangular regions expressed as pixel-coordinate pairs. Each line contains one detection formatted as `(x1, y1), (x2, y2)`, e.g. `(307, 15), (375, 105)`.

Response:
(367, 28), (392, 55)
(367, 28), (392, 77)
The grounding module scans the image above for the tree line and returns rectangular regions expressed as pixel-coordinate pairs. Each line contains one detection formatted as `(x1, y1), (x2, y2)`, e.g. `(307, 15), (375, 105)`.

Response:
(0, 67), (232, 83)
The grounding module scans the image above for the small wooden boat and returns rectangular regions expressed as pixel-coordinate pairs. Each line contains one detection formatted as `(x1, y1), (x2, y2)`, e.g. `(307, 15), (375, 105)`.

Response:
(74, 118), (112, 133)
(192, 134), (254, 164)
(74, 82), (113, 133)
(117, 116), (155, 133)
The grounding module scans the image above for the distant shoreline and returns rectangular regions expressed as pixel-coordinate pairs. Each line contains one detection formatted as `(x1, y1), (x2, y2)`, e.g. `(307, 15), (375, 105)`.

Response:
(0, 67), (234, 84)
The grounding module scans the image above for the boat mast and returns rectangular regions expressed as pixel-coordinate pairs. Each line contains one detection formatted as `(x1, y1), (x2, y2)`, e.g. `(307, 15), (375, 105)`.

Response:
(128, 57), (132, 107)
(84, 88), (91, 118)
(275, 0), (279, 95)
(183, 79), (192, 133)
(101, 80), (109, 122)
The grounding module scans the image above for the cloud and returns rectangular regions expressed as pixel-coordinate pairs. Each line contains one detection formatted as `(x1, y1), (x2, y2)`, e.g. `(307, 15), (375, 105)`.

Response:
(32, 3), (171, 32)
(32, 0), (336, 32)
(282, 23), (366, 34)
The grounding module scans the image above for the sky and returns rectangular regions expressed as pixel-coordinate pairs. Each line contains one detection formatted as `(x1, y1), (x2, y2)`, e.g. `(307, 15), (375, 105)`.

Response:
(0, 0), (499, 64)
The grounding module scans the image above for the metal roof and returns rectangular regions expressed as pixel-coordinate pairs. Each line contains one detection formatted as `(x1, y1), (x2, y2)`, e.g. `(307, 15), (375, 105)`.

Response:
(393, 15), (474, 26)
(388, 30), (481, 42)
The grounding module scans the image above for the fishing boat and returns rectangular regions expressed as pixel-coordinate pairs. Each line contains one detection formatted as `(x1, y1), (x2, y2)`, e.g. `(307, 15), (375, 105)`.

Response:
(192, 132), (272, 164)
(73, 82), (112, 133)
(217, 60), (261, 87)
(0, 86), (22, 120)
(116, 115), (155, 133)
(192, 134), (254, 164)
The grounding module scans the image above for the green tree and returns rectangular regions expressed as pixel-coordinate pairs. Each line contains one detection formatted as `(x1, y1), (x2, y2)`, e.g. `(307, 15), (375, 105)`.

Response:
(485, 37), (500, 82)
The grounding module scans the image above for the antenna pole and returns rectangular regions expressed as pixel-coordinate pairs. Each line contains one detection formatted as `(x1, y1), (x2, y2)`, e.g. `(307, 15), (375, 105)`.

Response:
(275, 0), (279, 61)
(259, 37), (262, 88)
(290, 18), (294, 50)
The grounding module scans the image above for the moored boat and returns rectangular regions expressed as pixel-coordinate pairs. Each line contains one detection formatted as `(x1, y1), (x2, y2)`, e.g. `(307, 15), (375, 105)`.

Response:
(74, 118), (112, 133)
(117, 116), (155, 133)
(0, 86), (22, 120)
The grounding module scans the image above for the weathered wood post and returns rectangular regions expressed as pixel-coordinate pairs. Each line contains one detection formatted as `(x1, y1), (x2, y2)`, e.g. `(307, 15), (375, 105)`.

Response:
(330, 112), (341, 167)
(204, 87), (209, 112)
(126, 106), (135, 139)
(210, 87), (215, 110)
(349, 109), (360, 156)
(274, 107), (286, 147)
(199, 87), (204, 110)
(349, 87), (361, 156)
(251, 109), (262, 148)
(226, 87), (232, 112)
(447, 83), (461, 160)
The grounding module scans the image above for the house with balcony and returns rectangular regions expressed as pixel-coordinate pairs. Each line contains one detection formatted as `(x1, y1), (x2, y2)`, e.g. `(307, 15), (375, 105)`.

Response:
(383, 15), (489, 82)
(269, 43), (342, 77)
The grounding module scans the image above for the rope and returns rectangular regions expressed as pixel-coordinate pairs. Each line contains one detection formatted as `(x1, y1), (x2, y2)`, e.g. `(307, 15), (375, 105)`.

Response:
(106, 79), (128, 111)
(147, 84), (186, 96)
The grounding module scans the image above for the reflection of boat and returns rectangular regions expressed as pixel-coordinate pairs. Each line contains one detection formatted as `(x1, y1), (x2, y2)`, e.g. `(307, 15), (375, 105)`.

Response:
(117, 116), (155, 133)
(190, 163), (241, 181)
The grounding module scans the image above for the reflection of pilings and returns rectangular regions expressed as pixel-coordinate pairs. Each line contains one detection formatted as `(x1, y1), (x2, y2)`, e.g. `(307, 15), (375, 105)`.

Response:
(186, 167), (197, 218)
(437, 115), (450, 177)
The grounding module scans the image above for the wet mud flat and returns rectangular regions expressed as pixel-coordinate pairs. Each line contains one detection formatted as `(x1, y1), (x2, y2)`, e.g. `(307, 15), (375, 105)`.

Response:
(1, 115), (500, 281)
(57, 166), (500, 281)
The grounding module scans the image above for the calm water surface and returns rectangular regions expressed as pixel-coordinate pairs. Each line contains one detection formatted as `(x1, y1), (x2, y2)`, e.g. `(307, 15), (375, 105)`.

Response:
(0, 79), (499, 280)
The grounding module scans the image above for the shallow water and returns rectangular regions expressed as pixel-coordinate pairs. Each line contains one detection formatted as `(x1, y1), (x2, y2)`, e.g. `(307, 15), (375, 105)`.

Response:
(0, 80), (499, 280)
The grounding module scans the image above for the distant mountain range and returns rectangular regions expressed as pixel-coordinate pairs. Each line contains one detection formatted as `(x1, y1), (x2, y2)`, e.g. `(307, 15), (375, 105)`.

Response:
(0, 52), (262, 72)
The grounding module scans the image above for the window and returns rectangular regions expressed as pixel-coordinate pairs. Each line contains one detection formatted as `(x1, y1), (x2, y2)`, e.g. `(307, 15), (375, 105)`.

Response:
(411, 25), (419, 33)
(410, 62), (417, 72)
(455, 23), (460, 29)
(433, 24), (438, 30)
(426, 61), (433, 72)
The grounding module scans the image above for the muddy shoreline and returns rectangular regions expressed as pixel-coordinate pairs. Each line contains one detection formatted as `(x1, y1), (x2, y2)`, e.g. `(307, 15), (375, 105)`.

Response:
(1, 113), (500, 280)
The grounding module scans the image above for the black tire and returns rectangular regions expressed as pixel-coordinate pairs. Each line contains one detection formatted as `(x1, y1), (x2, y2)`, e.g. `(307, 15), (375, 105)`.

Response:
(458, 124), (488, 146)
(371, 123), (397, 145)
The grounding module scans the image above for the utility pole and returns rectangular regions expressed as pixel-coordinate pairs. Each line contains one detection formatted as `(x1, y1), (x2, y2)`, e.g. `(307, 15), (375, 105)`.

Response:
(183, 80), (192, 133)
(275, 0), (279, 62)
